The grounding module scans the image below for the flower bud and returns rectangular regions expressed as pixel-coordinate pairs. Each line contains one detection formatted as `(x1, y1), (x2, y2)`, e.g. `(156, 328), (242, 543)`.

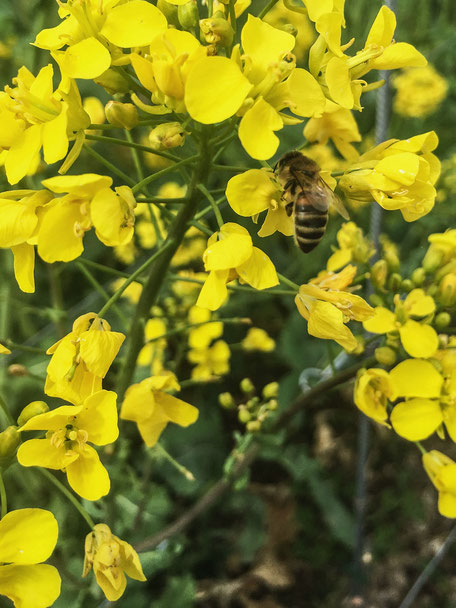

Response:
(385, 332), (400, 349)
(279, 23), (298, 37)
(423, 247), (444, 272)
(262, 382), (279, 399)
(17, 401), (49, 427)
(374, 346), (397, 366)
(246, 420), (261, 432)
(200, 16), (234, 47)
(438, 274), (456, 307)
(268, 399), (278, 411)
(439, 334), (449, 349)
(94, 68), (130, 95)
(435, 312), (451, 331)
(388, 273), (402, 292)
(8, 364), (28, 377)
(412, 267), (426, 286)
(238, 406), (251, 423)
(219, 392), (235, 409)
(156, 0), (179, 26)
(148, 122), (186, 150)
(369, 293), (384, 307)
(105, 101), (139, 130)
(401, 279), (413, 292)
(178, 0), (199, 30)
(371, 260), (387, 290)
(0, 426), (21, 467)
(246, 397), (260, 409)
(240, 378), (255, 395)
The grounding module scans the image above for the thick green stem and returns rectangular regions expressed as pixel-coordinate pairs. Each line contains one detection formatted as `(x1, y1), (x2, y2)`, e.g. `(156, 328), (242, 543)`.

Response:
(132, 155), (199, 195)
(257, 0), (279, 19)
(116, 135), (211, 401)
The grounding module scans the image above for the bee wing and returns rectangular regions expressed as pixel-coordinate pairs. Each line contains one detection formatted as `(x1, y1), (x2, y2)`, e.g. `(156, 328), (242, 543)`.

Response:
(310, 177), (349, 220)
(328, 189), (350, 220)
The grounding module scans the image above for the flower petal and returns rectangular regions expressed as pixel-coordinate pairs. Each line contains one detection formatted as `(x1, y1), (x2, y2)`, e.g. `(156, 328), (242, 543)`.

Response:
(390, 359), (443, 398)
(5, 125), (42, 185)
(226, 169), (276, 217)
(370, 42), (427, 70)
(399, 320), (438, 358)
(0, 564), (61, 608)
(66, 445), (110, 501)
(17, 438), (79, 470)
(238, 98), (282, 160)
(236, 246), (278, 290)
(326, 56), (353, 109)
(363, 307), (396, 333)
(196, 270), (230, 311)
(390, 398), (442, 441)
(11, 244), (35, 294)
(60, 37), (111, 79)
(0, 509), (58, 564)
(100, 1), (167, 47)
(77, 390), (119, 445)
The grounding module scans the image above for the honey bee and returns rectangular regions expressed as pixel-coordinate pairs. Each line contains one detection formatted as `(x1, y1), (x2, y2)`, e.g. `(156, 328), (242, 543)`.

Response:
(274, 151), (349, 253)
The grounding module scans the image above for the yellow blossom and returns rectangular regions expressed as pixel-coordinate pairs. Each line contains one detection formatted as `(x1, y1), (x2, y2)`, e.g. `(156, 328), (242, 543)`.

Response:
(45, 312), (125, 404)
(393, 65), (448, 118)
(242, 328), (275, 352)
(111, 279), (143, 305)
(304, 101), (361, 160)
(188, 306), (223, 349)
(295, 265), (373, 351)
(354, 368), (394, 426)
(18, 390), (118, 501)
(327, 222), (374, 271)
(83, 523), (146, 601)
(196, 223), (279, 311)
(138, 318), (167, 375)
(120, 372), (198, 447)
(264, 0), (315, 60)
(188, 339), (231, 380)
(363, 289), (438, 358)
(423, 451), (456, 518)
(0, 508), (61, 608)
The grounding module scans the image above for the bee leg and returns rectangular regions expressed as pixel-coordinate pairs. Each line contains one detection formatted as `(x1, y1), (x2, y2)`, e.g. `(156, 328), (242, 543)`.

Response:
(285, 202), (294, 217)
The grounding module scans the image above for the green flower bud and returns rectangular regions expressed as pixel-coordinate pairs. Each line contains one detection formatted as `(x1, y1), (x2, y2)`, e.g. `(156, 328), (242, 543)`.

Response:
(246, 420), (261, 433)
(371, 259), (388, 290)
(385, 332), (401, 349)
(262, 382), (279, 399)
(412, 267), (426, 286)
(219, 392), (235, 409)
(279, 23), (298, 37)
(438, 274), (456, 307)
(149, 122), (186, 151)
(200, 16), (234, 47)
(435, 312), (452, 330)
(401, 279), (413, 292)
(238, 406), (251, 423)
(423, 247), (444, 272)
(374, 346), (397, 366)
(17, 401), (49, 427)
(369, 293), (385, 307)
(388, 273), (402, 292)
(240, 378), (255, 395)
(94, 68), (130, 95)
(105, 101), (139, 130)
(439, 334), (449, 349)
(246, 397), (260, 409)
(0, 426), (21, 467)
(156, 0), (179, 26)
(178, 0), (199, 30)
(268, 399), (278, 411)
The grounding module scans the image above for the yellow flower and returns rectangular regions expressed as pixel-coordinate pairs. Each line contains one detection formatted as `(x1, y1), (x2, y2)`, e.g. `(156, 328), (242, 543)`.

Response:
(0, 344), (11, 355)
(38, 174), (136, 263)
(295, 265), (373, 351)
(0, 508), (61, 608)
(172, 226), (206, 267)
(196, 223), (279, 311)
(120, 372), (198, 446)
(83, 523), (146, 601)
(35, 0), (167, 79)
(327, 222), (374, 271)
(0, 64), (90, 184)
(363, 289), (438, 358)
(226, 169), (293, 238)
(423, 450), (456, 518)
(393, 65), (448, 118)
(46, 313), (125, 404)
(111, 279), (143, 305)
(188, 340), (231, 380)
(188, 306), (223, 349)
(18, 390), (118, 501)
(304, 101), (361, 160)
(138, 318), (167, 375)
(354, 368), (394, 426)
(339, 131), (440, 222)
(241, 328), (275, 352)
(184, 15), (325, 159)
(264, 0), (315, 60)
(423, 229), (456, 271)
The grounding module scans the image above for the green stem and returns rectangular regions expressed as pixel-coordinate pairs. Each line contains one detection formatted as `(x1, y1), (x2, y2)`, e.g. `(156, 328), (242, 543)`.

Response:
(38, 468), (95, 530)
(277, 273), (300, 291)
(153, 443), (195, 481)
(83, 144), (136, 187)
(116, 134), (212, 401)
(213, 164), (247, 173)
(0, 394), (15, 426)
(78, 258), (132, 280)
(47, 264), (67, 338)
(85, 133), (181, 163)
(0, 471), (7, 518)
(415, 441), (427, 455)
(97, 241), (175, 318)
(1, 340), (46, 354)
(75, 262), (128, 327)
(132, 155), (199, 195)
(197, 184), (224, 228)
(228, 0), (236, 38)
(207, 0), (213, 16)
(257, 0), (279, 19)
(194, 196), (226, 221)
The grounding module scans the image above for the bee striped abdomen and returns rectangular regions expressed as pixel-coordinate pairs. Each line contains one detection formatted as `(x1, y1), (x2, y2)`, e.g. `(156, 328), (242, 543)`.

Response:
(294, 205), (328, 253)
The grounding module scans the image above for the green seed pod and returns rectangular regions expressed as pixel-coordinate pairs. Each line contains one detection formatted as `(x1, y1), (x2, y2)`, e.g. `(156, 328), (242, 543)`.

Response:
(178, 0), (199, 30)
(17, 401), (49, 427)
(374, 346), (397, 366)
(412, 267), (426, 286)
(435, 312), (452, 330)
(0, 426), (21, 467)
(105, 101), (139, 130)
